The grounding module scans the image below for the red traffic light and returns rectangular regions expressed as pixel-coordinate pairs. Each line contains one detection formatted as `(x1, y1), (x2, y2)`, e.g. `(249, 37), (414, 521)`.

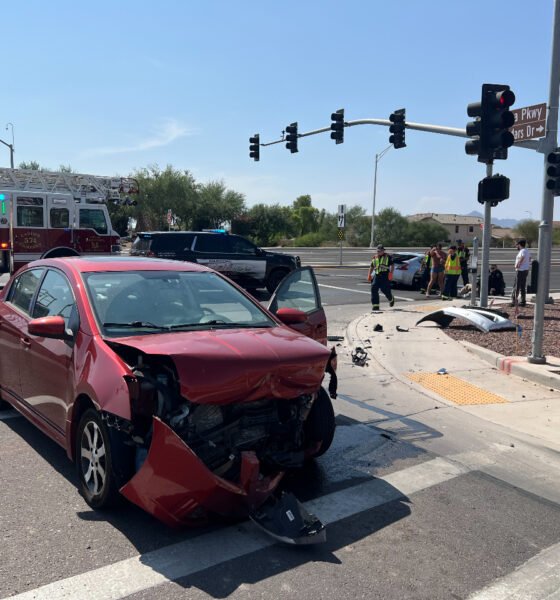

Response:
(497, 89), (515, 108)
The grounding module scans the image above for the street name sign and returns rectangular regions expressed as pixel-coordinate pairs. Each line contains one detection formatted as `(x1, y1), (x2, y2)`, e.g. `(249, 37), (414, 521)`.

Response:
(511, 102), (547, 142)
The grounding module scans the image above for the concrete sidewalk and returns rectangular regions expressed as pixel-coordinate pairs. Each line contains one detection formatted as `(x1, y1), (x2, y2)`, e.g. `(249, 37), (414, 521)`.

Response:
(342, 299), (560, 452)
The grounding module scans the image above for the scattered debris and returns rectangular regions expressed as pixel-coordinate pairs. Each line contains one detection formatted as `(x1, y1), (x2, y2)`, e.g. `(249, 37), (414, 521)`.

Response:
(327, 335), (344, 342)
(351, 347), (368, 367)
(396, 326), (409, 332)
(374, 324), (383, 332)
(437, 368), (448, 375)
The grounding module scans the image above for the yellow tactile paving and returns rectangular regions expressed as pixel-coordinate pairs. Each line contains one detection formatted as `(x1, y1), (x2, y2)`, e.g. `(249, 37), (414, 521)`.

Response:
(406, 372), (509, 405)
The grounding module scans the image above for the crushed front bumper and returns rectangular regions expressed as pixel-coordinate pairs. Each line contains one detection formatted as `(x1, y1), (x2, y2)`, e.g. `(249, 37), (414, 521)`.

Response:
(120, 417), (283, 527)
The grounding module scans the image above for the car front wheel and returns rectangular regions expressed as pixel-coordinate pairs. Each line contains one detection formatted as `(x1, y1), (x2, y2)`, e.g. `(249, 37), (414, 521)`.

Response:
(304, 387), (336, 458)
(76, 409), (120, 509)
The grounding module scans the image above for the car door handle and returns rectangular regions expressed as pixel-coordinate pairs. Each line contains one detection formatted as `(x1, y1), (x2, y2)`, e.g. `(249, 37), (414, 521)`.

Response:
(20, 337), (31, 348)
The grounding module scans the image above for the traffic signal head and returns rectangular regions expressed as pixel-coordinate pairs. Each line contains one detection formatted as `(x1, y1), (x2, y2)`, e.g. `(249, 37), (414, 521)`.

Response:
(465, 84), (515, 162)
(249, 134), (260, 162)
(546, 150), (560, 194)
(285, 122), (298, 154)
(477, 174), (510, 205)
(330, 109), (344, 144)
(389, 109), (406, 149)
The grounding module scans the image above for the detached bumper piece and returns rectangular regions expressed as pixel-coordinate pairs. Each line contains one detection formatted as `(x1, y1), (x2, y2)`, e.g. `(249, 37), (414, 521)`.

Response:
(250, 492), (326, 545)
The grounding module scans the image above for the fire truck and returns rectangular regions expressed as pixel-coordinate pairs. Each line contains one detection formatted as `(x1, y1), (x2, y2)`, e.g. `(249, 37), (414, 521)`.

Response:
(0, 168), (139, 274)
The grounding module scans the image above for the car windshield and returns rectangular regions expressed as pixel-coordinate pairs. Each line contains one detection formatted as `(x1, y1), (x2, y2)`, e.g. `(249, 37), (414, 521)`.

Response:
(82, 270), (276, 337)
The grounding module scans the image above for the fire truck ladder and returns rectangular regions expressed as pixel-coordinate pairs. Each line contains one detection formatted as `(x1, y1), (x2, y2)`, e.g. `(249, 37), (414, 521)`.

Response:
(0, 168), (139, 203)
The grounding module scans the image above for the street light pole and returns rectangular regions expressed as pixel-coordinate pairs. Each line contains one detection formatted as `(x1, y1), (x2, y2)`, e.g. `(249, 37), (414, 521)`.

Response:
(1, 123), (15, 168)
(369, 145), (392, 248)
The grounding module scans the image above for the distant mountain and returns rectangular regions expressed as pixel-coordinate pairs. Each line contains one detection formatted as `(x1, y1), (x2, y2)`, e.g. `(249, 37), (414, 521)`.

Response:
(467, 210), (519, 228)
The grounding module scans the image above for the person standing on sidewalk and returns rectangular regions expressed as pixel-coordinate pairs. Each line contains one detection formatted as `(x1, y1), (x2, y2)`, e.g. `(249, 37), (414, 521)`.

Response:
(456, 239), (470, 286)
(367, 244), (395, 311)
(511, 239), (531, 307)
(425, 242), (446, 297)
(442, 245), (461, 300)
(419, 245), (434, 294)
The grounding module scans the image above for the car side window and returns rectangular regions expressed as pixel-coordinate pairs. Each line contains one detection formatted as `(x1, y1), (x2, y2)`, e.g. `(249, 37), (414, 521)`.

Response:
(194, 234), (228, 253)
(8, 269), (45, 315)
(270, 268), (319, 314)
(229, 236), (257, 255)
(32, 270), (76, 324)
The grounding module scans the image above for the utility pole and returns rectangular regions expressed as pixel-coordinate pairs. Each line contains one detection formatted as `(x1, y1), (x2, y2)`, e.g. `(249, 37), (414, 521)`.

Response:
(369, 145), (392, 248)
(530, 0), (560, 364)
(1, 123), (14, 168)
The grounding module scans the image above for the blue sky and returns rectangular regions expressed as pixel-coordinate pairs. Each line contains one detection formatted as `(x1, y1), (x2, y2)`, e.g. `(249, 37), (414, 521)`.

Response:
(2, 0), (554, 220)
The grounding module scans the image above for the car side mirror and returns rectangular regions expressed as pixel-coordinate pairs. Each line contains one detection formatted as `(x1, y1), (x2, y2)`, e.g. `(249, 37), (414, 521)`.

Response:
(275, 307), (308, 325)
(28, 316), (73, 340)
(256, 247), (265, 256)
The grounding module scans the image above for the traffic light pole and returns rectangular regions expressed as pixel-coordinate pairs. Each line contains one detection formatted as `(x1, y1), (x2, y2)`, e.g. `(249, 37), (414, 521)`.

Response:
(479, 163), (494, 308)
(529, 0), (560, 364)
(260, 120), (540, 150)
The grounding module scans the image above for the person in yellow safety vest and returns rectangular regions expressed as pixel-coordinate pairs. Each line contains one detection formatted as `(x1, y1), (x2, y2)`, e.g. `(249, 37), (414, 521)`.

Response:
(442, 245), (461, 300)
(367, 244), (395, 311)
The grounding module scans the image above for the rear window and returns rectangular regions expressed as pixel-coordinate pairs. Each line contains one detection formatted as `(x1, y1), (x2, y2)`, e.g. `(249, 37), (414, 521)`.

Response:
(393, 254), (418, 263)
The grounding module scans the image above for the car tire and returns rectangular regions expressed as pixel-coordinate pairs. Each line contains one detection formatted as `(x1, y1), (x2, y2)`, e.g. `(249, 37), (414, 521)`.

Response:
(76, 409), (122, 509)
(266, 269), (289, 294)
(304, 387), (336, 459)
(412, 275), (421, 290)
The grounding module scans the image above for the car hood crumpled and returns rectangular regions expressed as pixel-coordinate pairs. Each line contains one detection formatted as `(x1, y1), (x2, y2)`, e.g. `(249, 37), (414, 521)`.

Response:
(110, 326), (331, 404)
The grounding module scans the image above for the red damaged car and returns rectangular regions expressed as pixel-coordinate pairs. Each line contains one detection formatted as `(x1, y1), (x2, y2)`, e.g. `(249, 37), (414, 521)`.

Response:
(0, 257), (336, 542)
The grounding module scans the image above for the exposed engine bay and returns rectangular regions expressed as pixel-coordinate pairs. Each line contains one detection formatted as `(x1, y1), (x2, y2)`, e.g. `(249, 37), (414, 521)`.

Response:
(107, 344), (317, 482)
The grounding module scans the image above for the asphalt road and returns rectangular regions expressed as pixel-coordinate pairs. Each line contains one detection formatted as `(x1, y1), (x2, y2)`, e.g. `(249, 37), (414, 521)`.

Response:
(2, 338), (559, 599)
(0, 298), (560, 600)
(1, 250), (560, 598)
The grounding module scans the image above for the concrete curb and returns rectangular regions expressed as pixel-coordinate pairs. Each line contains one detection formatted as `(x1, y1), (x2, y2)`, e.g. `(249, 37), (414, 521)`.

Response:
(460, 340), (560, 392)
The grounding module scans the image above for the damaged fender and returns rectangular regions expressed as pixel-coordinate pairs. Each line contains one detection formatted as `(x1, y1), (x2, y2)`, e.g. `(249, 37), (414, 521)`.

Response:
(120, 417), (283, 527)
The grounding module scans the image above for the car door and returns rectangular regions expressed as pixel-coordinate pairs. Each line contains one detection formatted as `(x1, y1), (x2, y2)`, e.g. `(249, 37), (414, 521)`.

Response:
(0, 268), (45, 405)
(20, 268), (78, 438)
(268, 267), (327, 345)
(224, 235), (267, 286)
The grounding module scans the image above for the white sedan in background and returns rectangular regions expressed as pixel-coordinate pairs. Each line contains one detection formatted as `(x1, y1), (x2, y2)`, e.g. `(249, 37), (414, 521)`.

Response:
(391, 252), (424, 289)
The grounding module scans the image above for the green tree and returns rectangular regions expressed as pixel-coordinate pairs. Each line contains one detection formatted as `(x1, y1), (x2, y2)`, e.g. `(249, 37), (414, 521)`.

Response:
(194, 180), (246, 230)
(129, 165), (199, 231)
(374, 208), (409, 246)
(406, 221), (449, 247)
(514, 219), (539, 247)
(239, 203), (296, 246)
(553, 228), (560, 247)
(292, 195), (320, 235)
(344, 205), (371, 247)
(18, 161), (42, 170)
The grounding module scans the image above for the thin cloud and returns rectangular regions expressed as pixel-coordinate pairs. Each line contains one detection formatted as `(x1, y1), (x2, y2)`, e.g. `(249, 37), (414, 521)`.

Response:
(81, 119), (192, 158)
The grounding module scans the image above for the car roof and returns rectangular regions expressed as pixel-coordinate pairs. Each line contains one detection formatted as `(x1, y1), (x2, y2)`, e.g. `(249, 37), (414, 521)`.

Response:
(136, 231), (227, 236)
(25, 256), (211, 274)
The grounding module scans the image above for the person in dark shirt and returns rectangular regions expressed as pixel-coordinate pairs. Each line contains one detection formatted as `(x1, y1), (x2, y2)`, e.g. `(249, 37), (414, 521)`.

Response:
(488, 264), (505, 296)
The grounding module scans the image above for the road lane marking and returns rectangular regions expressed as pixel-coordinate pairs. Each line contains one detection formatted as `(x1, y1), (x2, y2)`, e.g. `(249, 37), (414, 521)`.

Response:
(6, 457), (468, 600)
(317, 282), (414, 301)
(467, 541), (560, 600)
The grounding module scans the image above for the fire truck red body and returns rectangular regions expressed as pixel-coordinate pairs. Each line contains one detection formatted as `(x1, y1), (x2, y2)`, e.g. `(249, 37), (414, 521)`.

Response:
(0, 169), (138, 273)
